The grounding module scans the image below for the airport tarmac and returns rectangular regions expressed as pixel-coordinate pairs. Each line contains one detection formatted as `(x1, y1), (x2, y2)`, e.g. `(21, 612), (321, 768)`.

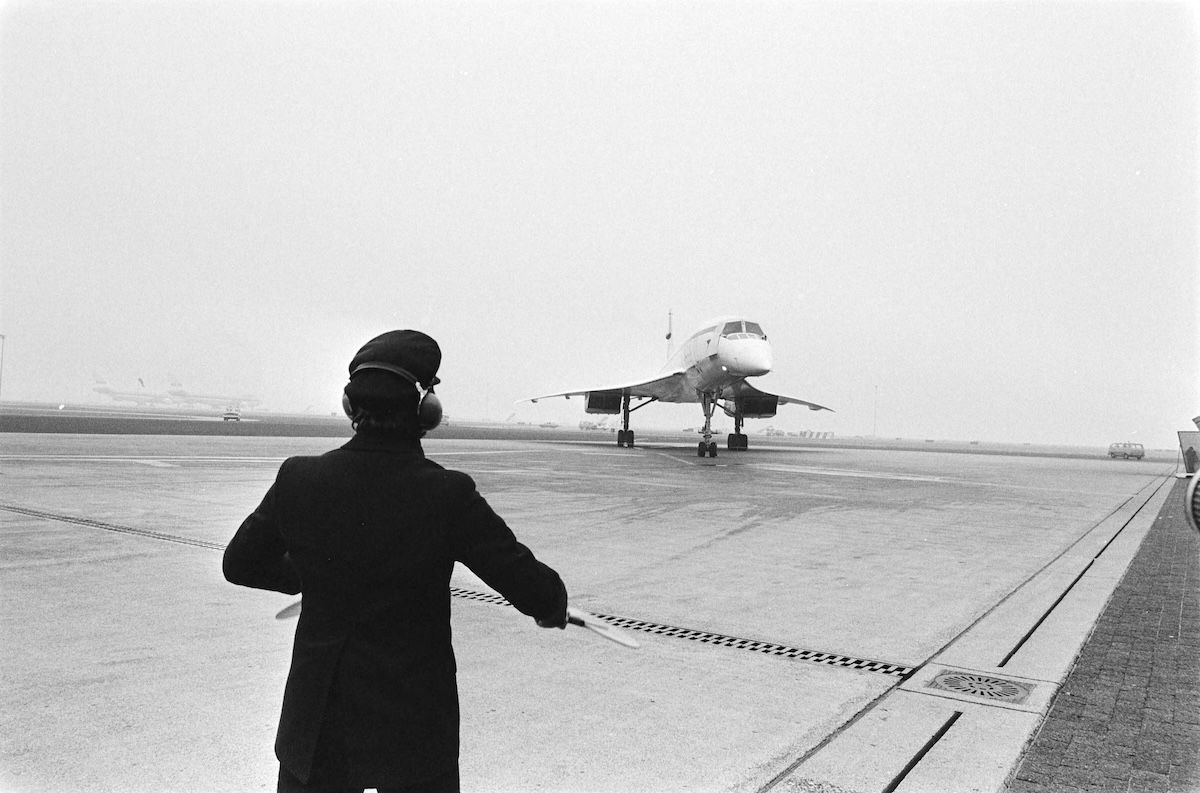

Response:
(0, 431), (1181, 792)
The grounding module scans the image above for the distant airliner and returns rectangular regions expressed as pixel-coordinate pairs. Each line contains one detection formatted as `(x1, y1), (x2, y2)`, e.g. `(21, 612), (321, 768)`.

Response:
(92, 376), (171, 407)
(529, 316), (832, 457)
(167, 378), (261, 411)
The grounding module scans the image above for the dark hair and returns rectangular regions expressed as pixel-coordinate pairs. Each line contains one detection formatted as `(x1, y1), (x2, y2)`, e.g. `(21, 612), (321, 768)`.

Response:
(351, 407), (423, 437)
(347, 380), (423, 438)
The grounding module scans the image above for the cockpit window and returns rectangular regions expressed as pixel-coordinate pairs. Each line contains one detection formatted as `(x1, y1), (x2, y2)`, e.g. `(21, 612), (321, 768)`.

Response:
(721, 320), (766, 340)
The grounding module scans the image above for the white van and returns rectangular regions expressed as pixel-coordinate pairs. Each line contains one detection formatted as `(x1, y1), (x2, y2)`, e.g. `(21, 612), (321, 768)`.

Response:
(1107, 442), (1144, 460)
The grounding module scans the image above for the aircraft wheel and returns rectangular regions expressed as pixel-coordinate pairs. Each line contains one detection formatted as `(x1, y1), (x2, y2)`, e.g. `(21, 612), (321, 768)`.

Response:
(697, 442), (707, 457)
(708, 442), (718, 458)
(626, 430), (634, 448)
(617, 430), (627, 447)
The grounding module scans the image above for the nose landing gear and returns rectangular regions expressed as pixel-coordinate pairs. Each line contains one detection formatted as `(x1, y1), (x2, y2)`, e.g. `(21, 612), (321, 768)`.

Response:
(696, 392), (719, 457)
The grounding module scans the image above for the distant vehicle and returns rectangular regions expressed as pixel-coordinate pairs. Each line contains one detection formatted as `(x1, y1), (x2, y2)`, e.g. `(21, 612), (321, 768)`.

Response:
(222, 410), (241, 422)
(1108, 442), (1144, 460)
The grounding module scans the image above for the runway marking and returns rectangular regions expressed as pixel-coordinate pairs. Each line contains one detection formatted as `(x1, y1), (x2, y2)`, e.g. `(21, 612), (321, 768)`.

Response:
(0, 455), (286, 463)
(648, 450), (702, 467)
(752, 464), (958, 483)
(750, 463), (1137, 495)
(450, 587), (913, 678)
(0, 503), (227, 551)
(424, 450), (540, 456)
(0, 450), (539, 463)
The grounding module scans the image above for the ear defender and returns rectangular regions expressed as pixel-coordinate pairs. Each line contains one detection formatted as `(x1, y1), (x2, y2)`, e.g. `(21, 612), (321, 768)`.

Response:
(344, 362), (443, 432)
(417, 388), (442, 431)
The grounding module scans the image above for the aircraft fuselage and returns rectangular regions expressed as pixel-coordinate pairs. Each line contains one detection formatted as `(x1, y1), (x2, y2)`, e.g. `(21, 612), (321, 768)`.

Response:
(663, 317), (774, 402)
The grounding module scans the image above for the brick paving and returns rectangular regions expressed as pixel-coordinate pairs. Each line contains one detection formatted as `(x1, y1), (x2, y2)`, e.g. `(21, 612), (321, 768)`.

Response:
(1006, 478), (1200, 793)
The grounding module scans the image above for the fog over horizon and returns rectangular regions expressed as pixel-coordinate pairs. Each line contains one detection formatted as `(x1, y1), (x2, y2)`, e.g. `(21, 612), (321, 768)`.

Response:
(1, 2), (1196, 449)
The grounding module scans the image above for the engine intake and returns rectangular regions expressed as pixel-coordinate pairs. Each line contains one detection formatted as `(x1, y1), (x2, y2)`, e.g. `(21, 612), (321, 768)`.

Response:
(737, 395), (779, 418)
(585, 390), (624, 414)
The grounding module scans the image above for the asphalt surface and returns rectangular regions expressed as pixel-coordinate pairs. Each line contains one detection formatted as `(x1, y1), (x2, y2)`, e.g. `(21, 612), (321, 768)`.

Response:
(0, 424), (1190, 793)
(1005, 477), (1200, 793)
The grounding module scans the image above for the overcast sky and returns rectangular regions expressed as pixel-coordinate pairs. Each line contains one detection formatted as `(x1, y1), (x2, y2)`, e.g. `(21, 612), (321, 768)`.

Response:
(1, 1), (1196, 447)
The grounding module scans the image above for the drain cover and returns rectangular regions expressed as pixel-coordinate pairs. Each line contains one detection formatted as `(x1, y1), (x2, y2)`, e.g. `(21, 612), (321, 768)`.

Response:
(928, 670), (1032, 703)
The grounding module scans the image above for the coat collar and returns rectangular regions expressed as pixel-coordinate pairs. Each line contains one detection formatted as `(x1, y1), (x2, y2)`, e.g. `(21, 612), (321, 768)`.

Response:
(342, 432), (425, 456)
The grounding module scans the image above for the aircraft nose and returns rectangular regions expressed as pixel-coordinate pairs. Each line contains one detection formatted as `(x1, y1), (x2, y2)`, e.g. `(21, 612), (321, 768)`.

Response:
(726, 340), (772, 377)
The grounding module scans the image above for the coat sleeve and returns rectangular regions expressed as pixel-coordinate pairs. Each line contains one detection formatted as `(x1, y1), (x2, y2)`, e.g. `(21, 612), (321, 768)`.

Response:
(223, 475), (303, 595)
(443, 471), (567, 625)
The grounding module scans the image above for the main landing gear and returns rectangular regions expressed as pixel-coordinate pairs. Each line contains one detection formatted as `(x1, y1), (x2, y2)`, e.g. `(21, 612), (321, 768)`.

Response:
(617, 393), (634, 447)
(727, 409), (748, 451)
(615, 394), (658, 448)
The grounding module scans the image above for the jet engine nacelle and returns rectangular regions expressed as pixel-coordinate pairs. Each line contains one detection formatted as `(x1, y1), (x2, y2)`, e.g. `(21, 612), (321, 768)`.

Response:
(735, 395), (779, 419)
(585, 390), (624, 414)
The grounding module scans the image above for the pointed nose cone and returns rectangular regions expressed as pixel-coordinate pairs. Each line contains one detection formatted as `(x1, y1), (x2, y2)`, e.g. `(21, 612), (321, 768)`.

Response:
(727, 339), (772, 377)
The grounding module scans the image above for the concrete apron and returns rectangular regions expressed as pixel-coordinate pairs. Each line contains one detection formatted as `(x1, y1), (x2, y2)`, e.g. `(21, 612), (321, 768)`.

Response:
(761, 474), (1175, 793)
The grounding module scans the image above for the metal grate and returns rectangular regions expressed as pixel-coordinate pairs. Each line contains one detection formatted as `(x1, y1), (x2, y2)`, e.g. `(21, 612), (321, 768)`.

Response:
(451, 587), (913, 678)
(927, 670), (1032, 703)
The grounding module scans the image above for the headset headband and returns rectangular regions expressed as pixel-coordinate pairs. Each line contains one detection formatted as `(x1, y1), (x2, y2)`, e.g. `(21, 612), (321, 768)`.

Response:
(350, 361), (439, 389)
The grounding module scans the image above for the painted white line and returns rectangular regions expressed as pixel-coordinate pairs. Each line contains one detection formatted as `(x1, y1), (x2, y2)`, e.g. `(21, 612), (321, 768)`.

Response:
(426, 450), (540, 456)
(752, 464), (952, 483)
(0, 455), (287, 463)
(0, 450), (539, 463)
(648, 451), (701, 467)
(750, 463), (1140, 495)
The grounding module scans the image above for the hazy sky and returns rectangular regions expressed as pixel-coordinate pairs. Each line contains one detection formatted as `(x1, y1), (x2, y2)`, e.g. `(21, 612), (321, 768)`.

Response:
(1, 1), (1196, 447)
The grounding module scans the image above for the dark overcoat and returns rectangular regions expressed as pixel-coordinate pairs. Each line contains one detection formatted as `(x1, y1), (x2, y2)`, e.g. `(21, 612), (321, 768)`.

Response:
(222, 433), (567, 787)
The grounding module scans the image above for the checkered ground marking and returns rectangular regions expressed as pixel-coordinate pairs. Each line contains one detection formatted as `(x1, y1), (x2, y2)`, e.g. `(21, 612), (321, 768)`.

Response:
(1, 503), (914, 679)
(451, 587), (913, 678)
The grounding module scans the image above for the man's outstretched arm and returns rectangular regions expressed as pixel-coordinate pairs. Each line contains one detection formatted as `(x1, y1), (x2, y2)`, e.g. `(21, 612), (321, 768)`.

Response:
(223, 483), (302, 595)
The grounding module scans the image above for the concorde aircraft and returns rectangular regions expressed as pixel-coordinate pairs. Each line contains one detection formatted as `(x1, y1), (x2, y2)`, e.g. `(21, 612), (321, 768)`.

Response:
(528, 316), (832, 457)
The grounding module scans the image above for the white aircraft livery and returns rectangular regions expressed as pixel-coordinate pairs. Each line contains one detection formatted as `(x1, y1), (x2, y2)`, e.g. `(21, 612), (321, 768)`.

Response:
(529, 316), (832, 457)
(92, 377), (172, 407)
(167, 378), (261, 411)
